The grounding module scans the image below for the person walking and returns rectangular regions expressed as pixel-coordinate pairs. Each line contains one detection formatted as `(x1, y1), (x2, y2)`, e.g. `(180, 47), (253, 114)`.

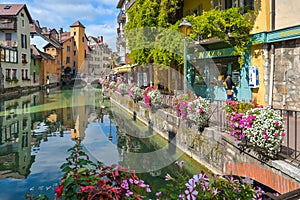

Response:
(224, 75), (235, 100)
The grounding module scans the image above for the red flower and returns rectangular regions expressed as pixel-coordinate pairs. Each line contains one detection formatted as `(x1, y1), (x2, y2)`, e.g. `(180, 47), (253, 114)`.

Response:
(80, 185), (94, 193)
(54, 185), (64, 198)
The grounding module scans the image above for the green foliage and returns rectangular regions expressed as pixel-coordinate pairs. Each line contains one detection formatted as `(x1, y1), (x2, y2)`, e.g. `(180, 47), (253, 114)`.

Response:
(157, 162), (260, 199)
(186, 8), (253, 67)
(126, 2), (253, 68)
(26, 143), (150, 200)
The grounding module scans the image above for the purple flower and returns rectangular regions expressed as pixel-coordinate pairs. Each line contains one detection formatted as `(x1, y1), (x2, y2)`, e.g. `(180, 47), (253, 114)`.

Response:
(185, 188), (198, 200)
(125, 190), (133, 197)
(165, 173), (173, 181)
(185, 178), (196, 189)
(175, 161), (185, 168)
(121, 180), (129, 189)
(146, 186), (151, 193)
(156, 192), (162, 196)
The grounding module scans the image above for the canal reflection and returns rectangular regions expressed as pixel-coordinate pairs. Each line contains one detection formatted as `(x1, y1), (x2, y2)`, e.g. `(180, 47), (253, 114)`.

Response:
(0, 87), (206, 199)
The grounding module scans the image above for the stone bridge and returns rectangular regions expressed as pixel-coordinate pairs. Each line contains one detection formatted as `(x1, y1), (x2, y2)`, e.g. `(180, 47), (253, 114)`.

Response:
(73, 76), (100, 87)
(109, 92), (300, 197)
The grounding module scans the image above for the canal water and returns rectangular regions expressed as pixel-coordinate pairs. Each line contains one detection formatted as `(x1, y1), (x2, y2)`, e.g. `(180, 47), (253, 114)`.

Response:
(0, 87), (208, 200)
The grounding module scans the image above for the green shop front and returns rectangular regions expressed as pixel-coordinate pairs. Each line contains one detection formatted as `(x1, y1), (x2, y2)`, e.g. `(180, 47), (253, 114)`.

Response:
(187, 43), (252, 101)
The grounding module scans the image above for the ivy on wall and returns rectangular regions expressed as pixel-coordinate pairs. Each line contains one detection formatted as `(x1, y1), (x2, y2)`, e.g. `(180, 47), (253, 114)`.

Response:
(125, 1), (254, 68)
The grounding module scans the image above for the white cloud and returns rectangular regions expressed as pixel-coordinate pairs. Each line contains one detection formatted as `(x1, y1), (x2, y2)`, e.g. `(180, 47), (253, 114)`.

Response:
(94, 0), (119, 6)
(2, 0), (119, 51)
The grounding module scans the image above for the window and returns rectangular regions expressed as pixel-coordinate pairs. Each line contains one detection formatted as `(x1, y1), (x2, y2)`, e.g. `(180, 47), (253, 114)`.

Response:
(5, 69), (11, 79)
(0, 49), (4, 62)
(66, 56), (70, 64)
(22, 20), (25, 27)
(22, 69), (25, 80)
(21, 34), (27, 49)
(243, 0), (254, 11)
(212, 0), (221, 10)
(22, 53), (27, 64)
(74, 41), (76, 46)
(82, 37), (84, 42)
(74, 31), (76, 36)
(67, 46), (70, 52)
(5, 49), (10, 62)
(4, 5), (11, 9)
(22, 69), (28, 80)
(5, 33), (12, 41)
(12, 69), (17, 79)
(73, 50), (76, 56)
(33, 59), (36, 65)
(33, 72), (36, 83)
(73, 61), (76, 68)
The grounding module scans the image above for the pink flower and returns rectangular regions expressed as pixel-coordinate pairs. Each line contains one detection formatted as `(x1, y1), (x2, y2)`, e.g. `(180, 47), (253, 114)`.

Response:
(165, 173), (173, 181)
(156, 192), (162, 196)
(264, 136), (269, 140)
(175, 161), (185, 168)
(274, 133), (279, 137)
(281, 132), (286, 136)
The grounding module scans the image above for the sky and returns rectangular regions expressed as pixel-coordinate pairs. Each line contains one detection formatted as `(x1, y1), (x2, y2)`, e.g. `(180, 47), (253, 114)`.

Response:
(2, 0), (119, 51)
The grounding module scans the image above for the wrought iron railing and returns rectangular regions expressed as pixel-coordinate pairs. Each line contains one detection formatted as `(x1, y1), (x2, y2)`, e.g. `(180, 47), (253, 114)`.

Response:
(273, 108), (300, 166)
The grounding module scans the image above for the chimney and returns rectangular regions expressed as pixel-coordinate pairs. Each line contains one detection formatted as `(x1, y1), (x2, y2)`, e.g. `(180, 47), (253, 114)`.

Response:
(59, 28), (64, 41)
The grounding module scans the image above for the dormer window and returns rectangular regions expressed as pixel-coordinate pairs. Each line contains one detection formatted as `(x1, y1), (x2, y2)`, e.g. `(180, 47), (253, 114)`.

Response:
(4, 5), (11, 9)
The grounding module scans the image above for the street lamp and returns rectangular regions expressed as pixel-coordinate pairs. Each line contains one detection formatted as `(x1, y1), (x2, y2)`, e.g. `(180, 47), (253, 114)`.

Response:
(0, 47), (3, 94)
(179, 19), (191, 94)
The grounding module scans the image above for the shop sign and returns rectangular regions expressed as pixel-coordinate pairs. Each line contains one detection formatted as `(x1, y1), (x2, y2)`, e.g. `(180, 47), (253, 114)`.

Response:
(188, 47), (235, 60)
(267, 25), (300, 43)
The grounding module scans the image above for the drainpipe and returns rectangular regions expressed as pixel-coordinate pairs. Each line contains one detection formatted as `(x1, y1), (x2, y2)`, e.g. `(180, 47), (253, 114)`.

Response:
(268, 0), (275, 106)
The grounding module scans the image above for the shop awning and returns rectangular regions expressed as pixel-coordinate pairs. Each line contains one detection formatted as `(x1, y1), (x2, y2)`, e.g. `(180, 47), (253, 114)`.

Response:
(113, 64), (137, 73)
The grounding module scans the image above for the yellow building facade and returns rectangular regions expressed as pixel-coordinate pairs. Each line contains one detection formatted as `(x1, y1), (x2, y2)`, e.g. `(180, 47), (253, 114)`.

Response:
(70, 21), (87, 73)
(182, 0), (271, 104)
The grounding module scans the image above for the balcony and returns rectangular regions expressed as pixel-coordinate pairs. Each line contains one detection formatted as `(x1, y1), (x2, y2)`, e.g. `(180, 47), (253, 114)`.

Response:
(0, 18), (17, 30)
(117, 11), (126, 23)
(0, 40), (18, 47)
(125, 0), (135, 11)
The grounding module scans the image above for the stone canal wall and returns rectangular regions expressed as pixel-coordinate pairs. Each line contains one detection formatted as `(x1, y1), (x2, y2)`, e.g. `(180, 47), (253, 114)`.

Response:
(109, 92), (300, 194)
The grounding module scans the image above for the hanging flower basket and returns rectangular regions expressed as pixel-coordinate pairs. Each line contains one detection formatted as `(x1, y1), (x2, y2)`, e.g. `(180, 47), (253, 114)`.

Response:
(186, 97), (210, 131)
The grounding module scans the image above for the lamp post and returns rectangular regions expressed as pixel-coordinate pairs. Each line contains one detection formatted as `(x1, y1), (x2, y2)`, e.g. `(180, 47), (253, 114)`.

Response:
(0, 46), (3, 94)
(179, 19), (191, 94)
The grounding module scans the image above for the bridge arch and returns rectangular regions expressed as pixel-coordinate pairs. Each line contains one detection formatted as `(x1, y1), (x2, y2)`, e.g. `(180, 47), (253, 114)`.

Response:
(225, 162), (300, 194)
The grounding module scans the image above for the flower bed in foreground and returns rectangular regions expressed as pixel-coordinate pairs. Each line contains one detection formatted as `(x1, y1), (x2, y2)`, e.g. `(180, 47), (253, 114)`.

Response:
(26, 144), (272, 200)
